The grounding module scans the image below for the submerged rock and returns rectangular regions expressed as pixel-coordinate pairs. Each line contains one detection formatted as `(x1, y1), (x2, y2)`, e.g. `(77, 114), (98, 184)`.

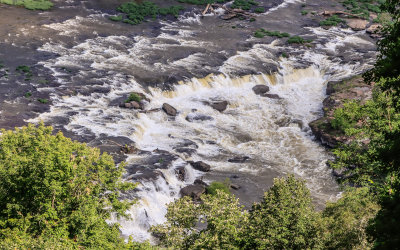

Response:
(263, 93), (282, 99)
(188, 161), (211, 172)
(252, 85), (270, 95)
(162, 103), (177, 116)
(175, 166), (186, 181)
(228, 156), (250, 163)
(185, 113), (214, 122)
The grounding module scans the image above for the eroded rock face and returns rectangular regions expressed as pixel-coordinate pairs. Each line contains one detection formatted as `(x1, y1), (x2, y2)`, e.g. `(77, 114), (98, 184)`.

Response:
(367, 24), (382, 35)
(309, 76), (372, 148)
(162, 103), (177, 116)
(346, 18), (369, 31)
(252, 85), (270, 95)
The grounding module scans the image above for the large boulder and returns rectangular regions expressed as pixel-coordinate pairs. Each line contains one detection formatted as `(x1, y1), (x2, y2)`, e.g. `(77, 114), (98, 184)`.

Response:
(162, 103), (177, 116)
(188, 161), (211, 172)
(252, 85), (270, 95)
(209, 101), (228, 112)
(346, 19), (368, 31)
(180, 184), (206, 200)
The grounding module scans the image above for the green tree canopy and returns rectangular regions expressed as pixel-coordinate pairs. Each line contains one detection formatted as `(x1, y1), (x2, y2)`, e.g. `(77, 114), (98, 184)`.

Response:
(0, 123), (136, 249)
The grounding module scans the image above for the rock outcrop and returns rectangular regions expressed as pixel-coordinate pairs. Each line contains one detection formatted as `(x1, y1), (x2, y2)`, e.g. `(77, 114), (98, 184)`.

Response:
(188, 161), (211, 172)
(252, 85), (270, 95)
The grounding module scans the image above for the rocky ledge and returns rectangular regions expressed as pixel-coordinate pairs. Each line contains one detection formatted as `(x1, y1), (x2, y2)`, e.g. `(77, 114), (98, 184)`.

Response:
(309, 75), (372, 148)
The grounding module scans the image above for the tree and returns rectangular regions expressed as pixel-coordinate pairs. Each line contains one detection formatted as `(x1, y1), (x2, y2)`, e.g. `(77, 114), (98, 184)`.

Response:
(0, 123), (136, 248)
(152, 191), (248, 249)
(244, 175), (324, 249)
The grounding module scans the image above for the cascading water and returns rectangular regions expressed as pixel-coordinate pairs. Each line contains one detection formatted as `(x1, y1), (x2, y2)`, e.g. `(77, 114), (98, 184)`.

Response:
(25, 0), (378, 243)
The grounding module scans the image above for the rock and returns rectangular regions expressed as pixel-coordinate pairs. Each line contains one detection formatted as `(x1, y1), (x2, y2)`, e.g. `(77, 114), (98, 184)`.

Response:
(231, 174), (239, 179)
(175, 166), (186, 181)
(162, 103), (177, 116)
(346, 19), (368, 31)
(175, 147), (197, 156)
(188, 161), (211, 172)
(180, 184), (206, 200)
(210, 101), (228, 112)
(228, 156), (250, 163)
(291, 119), (304, 130)
(252, 85), (270, 95)
(124, 102), (133, 108)
(130, 101), (141, 109)
(262, 93), (281, 99)
(186, 113), (214, 122)
(230, 184), (241, 190)
(194, 179), (208, 186)
(366, 24), (382, 34)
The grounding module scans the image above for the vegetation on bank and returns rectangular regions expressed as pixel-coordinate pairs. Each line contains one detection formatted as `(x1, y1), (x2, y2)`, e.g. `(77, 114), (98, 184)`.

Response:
(253, 29), (312, 45)
(0, 0), (53, 10)
(152, 175), (379, 249)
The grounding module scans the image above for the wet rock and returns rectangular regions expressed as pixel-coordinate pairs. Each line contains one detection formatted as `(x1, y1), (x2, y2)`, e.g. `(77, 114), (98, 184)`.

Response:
(175, 147), (197, 156)
(130, 101), (141, 109)
(175, 166), (186, 181)
(228, 156), (250, 163)
(194, 179), (208, 186)
(262, 93), (281, 99)
(346, 18), (369, 31)
(188, 161), (211, 172)
(185, 113), (214, 122)
(366, 24), (382, 37)
(180, 184), (206, 200)
(209, 101), (228, 112)
(175, 139), (198, 149)
(162, 103), (177, 116)
(230, 184), (241, 190)
(291, 119), (304, 130)
(231, 174), (239, 179)
(252, 85), (270, 95)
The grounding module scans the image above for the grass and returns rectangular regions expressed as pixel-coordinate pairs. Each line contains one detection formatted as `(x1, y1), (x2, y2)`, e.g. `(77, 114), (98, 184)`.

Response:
(25, 92), (32, 98)
(320, 15), (345, 26)
(0, 0), (53, 10)
(124, 93), (141, 103)
(254, 29), (290, 38)
(301, 10), (308, 15)
(110, 1), (185, 25)
(16, 65), (31, 73)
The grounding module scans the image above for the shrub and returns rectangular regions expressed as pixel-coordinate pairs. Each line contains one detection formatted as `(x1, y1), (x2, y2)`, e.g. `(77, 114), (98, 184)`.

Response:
(206, 179), (231, 195)
(254, 7), (264, 13)
(301, 10), (308, 15)
(37, 98), (48, 104)
(320, 15), (344, 26)
(287, 36), (312, 44)
(125, 93), (141, 103)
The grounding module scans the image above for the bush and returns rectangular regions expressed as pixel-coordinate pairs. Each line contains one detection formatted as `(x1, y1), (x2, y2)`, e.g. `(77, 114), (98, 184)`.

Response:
(287, 36), (312, 44)
(206, 179), (231, 195)
(0, 124), (136, 248)
(254, 7), (264, 13)
(125, 93), (141, 103)
(320, 15), (344, 26)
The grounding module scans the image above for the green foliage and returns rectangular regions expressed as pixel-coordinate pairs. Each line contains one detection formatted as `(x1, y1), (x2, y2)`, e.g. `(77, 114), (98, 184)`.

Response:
(125, 93), (142, 103)
(152, 191), (247, 249)
(301, 10), (308, 15)
(244, 175), (324, 249)
(24, 92), (32, 98)
(331, 1), (400, 247)
(16, 65), (31, 73)
(154, 175), (381, 249)
(113, 1), (184, 25)
(322, 188), (379, 249)
(37, 98), (48, 104)
(177, 0), (228, 5)
(342, 0), (383, 19)
(254, 28), (290, 38)
(0, 0), (53, 10)
(0, 124), (136, 248)
(319, 15), (344, 26)
(254, 7), (264, 13)
(231, 0), (258, 11)
(287, 36), (312, 44)
(206, 179), (231, 195)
